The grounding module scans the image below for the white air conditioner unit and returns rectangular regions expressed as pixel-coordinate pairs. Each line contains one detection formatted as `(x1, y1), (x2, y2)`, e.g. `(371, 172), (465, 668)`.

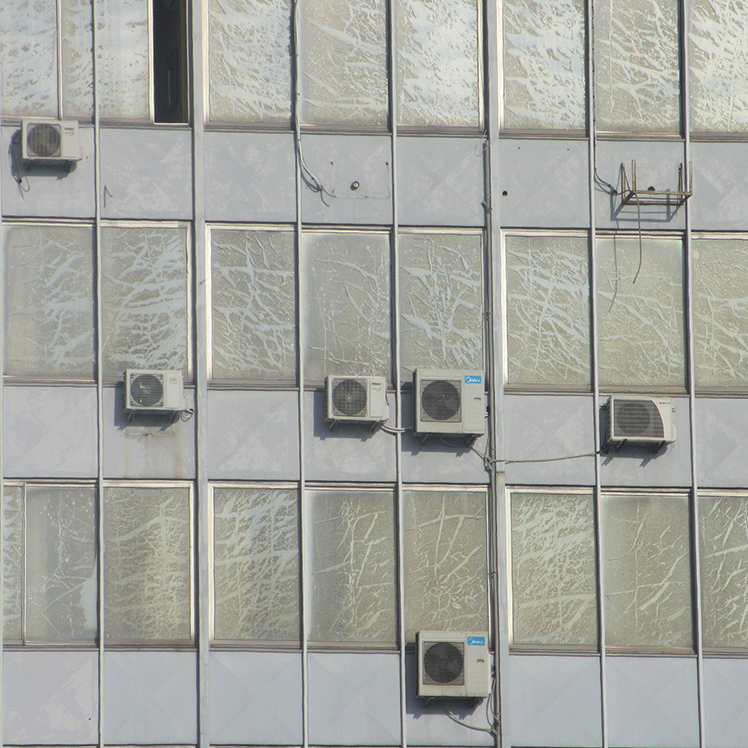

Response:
(21, 119), (81, 162)
(417, 631), (491, 699)
(326, 375), (388, 426)
(414, 369), (485, 438)
(607, 395), (676, 445)
(125, 369), (184, 413)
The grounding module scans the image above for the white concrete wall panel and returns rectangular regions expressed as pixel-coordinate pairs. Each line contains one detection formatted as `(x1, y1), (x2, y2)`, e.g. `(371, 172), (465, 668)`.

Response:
(702, 658), (748, 748)
(1, 125), (96, 219)
(503, 395), (595, 485)
(696, 398), (748, 486)
(207, 390), (299, 479)
(210, 651), (302, 744)
(307, 652), (401, 745)
(506, 654), (602, 748)
(690, 143), (748, 230)
(498, 140), (589, 228)
(204, 131), (296, 223)
(2, 386), (97, 478)
(605, 656), (699, 748)
(300, 135), (393, 225)
(99, 128), (193, 220)
(2, 650), (98, 744)
(398, 137), (484, 227)
(102, 385), (196, 479)
(103, 651), (197, 744)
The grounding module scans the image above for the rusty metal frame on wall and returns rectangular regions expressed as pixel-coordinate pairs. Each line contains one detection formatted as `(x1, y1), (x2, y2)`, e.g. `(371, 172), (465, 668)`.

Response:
(619, 160), (693, 206)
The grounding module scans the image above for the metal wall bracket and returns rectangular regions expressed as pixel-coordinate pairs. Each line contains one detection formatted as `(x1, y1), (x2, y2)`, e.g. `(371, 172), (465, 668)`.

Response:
(619, 160), (693, 206)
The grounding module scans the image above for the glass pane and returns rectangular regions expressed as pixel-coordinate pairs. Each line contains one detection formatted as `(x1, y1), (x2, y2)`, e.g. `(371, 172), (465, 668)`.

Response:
(511, 491), (597, 647)
(104, 485), (192, 643)
(213, 486), (300, 642)
(208, 0), (292, 123)
(692, 238), (748, 387)
(96, 0), (151, 120)
(101, 225), (189, 379)
(593, 0), (680, 132)
(61, 0), (94, 118)
(602, 493), (692, 650)
(700, 493), (748, 649)
(300, 0), (388, 126)
(3, 225), (95, 379)
(502, 0), (585, 130)
(0, 0), (58, 117)
(25, 486), (97, 642)
(400, 232), (483, 381)
(595, 235), (685, 388)
(302, 232), (390, 382)
(308, 488), (396, 644)
(689, 0), (748, 132)
(396, 0), (481, 127)
(211, 229), (296, 381)
(505, 234), (590, 386)
(3, 484), (23, 643)
(403, 489), (488, 642)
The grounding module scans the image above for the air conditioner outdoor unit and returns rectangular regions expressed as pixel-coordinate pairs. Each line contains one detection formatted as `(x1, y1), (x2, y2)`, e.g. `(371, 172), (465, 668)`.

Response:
(21, 119), (81, 162)
(326, 375), (388, 426)
(417, 631), (491, 699)
(125, 369), (184, 413)
(607, 395), (676, 445)
(414, 369), (485, 439)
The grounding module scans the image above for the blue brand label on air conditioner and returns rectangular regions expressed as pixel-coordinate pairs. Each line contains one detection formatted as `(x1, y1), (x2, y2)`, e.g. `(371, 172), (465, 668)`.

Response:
(464, 374), (482, 385)
(467, 636), (486, 646)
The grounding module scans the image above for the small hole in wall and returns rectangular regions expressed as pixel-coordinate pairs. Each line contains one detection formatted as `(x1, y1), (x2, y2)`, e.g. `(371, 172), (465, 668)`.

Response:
(502, 191), (508, 196)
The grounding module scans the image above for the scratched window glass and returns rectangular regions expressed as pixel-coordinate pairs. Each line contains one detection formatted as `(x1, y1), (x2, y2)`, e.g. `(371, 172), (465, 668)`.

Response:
(213, 485), (300, 643)
(210, 228), (296, 382)
(3, 224), (95, 380)
(511, 490), (597, 648)
(307, 487), (396, 645)
(402, 488), (488, 641)
(2, 484), (24, 643)
(602, 492), (692, 651)
(100, 224), (190, 381)
(104, 484), (192, 644)
(302, 232), (391, 383)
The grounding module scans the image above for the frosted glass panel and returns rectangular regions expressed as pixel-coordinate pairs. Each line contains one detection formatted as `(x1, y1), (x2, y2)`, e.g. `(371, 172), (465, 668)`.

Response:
(96, 0), (151, 119)
(3, 225), (95, 379)
(300, 0), (387, 126)
(61, 0), (94, 118)
(596, 236), (685, 388)
(700, 493), (748, 649)
(25, 486), (97, 642)
(505, 234), (590, 386)
(213, 486), (299, 642)
(302, 232), (390, 382)
(208, 0), (292, 123)
(0, 0), (58, 117)
(396, 0), (481, 127)
(511, 491), (597, 647)
(690, 0), (748, 132)
(101, 225), (189, 379)
(593, 0), (680, 132)
(403, 489), (488, 641)
(502, 0), (585, 130)
(211, 229), (296, 381)
(3, 485), (23, 643)
(602, 493), (692, 650)
(104, 485), (192, 643)
(692, 238), (748, 387)
(308, 488), (396, 644)
(400, 232), (483, 380)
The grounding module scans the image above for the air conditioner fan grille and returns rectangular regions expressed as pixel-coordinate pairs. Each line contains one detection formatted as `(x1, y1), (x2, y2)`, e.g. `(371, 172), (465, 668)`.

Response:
(614, 399), (664, 439)
(130, 373), (164, 408)
(420, 380), (461, 422)
(332, 378), (368, 417)
(422, 641), (464, 686)
(27, 123), (62, 157)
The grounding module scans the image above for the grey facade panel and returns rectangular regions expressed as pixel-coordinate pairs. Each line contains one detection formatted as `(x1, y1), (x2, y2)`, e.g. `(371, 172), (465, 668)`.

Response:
(702, 658), (748, 748)
(690, 143), (748, 230)
(696, 398), (748, 486)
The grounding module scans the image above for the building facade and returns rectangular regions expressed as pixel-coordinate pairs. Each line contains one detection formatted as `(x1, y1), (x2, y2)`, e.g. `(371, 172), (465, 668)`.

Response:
(2, 0), (748, 747)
